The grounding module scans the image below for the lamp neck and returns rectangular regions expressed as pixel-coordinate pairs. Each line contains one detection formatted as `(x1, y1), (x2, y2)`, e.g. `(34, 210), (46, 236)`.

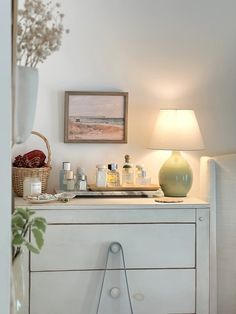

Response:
(170, 151), (182, 160)
(171, 150), (181, 155)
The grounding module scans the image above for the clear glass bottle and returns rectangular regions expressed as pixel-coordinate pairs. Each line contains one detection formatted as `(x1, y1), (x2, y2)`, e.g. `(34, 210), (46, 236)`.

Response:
(107, 163), (120, 187)
(135, 164), (144, 185)
(77, 167), (85, 179)
(137, 169), (151, 185)
(65, 170), (75, 191)
(78, 174), (87, 191)
(122, 155), (134, 186)
(59, 162), (71, 191)
(96, 164), (107, 187)
(76, 167), (87, 190)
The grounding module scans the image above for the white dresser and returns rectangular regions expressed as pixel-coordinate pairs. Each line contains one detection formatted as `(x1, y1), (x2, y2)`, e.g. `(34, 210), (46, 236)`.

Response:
(15, 197), (210, 314)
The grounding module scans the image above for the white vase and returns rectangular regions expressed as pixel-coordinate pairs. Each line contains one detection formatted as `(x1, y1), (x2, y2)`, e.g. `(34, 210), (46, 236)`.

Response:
(11, 254), (27, 314)
(14, 65), (39, 144)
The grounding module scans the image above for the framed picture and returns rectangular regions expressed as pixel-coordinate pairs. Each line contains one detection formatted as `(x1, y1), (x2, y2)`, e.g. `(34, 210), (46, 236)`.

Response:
(64, 91), (128, 143)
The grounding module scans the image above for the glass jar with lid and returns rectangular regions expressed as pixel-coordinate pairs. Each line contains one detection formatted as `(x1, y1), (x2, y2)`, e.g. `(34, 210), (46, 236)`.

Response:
(23, 176), (42, 198)
(96, 164), (107, 187)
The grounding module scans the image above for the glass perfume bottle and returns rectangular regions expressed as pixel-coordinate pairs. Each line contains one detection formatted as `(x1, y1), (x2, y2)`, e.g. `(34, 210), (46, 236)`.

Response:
(59, 162), (71, 191)
(135, 164), (144, 185)
(78, 174), (87, 191)
(122, 155), (134, 186)
(65, 170), (76, 191)
(107, 163), (120, 187)
(96, 164), (107, 187)
(76, 167), (87, 190)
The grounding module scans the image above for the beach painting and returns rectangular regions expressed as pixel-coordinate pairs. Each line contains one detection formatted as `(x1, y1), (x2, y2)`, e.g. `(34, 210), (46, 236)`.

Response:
(64, 91), (128, 143)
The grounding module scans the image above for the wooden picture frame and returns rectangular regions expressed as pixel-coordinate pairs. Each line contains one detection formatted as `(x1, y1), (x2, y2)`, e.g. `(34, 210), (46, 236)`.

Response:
(64, 91), (128, 143)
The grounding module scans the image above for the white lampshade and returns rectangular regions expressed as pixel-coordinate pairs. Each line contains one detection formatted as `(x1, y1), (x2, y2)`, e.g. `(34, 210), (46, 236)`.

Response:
(149, 109), (204, 151)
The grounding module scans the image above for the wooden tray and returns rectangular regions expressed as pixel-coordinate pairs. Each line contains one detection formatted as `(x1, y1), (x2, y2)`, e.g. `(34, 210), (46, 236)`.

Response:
(88, 184), (160, 191)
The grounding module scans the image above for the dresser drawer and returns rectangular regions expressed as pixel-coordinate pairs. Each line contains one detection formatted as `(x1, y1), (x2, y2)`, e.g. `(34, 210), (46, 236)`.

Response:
(31, 223), (195, 271)
(30, 269), (195, 314)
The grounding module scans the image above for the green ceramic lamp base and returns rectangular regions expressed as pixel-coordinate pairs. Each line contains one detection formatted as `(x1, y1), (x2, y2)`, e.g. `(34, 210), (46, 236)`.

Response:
(159, 151), (193, 197)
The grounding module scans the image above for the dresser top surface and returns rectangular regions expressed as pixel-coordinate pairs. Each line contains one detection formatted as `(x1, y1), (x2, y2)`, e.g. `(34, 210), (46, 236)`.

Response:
(15, 197), (209, 210)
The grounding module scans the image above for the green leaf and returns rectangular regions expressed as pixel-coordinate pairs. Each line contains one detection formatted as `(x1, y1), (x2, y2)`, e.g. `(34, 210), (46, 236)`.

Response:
(32, 228), (44, 250)
(12, 234), (24, 245)
(12, 227), (23, 236)
(11, 207), (47, 261)
(25, 242), (40, 254)
(14, 207), (29, 220)
(28, 209), (36, 216)
(12, 214), (25, 228)
(34, 216), (47, 223)
(12, 226), (21, 234)
(32, 219), (47, 232)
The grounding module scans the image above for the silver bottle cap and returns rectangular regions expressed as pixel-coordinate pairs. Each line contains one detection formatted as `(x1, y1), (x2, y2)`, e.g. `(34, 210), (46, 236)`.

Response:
(80, 174), (86, 181)
(63, 162), (71, 171)
(110, 163), (118, 170)
(77, 167), (85, 175)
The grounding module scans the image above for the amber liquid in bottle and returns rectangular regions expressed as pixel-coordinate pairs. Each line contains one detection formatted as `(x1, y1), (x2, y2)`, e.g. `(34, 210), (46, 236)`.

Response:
(107, 163), (120, 187)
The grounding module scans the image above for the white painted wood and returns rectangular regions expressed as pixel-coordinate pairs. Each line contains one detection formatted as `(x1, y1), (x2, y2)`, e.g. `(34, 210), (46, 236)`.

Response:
(30, 269), (195, 314)
(208, 159), (217, 314)
(0, 1), (12, 313)
(31, 223), (195, 271)
(15, 197), (208, 225)
(15, 196), (209, 210)
(21, 200), (209, 314)
(33, 208), (196, 224)
(200, 157), (217, 314)
(196, 209), (210, 314)
(212, 154), (236, 314)
(22, 243), (29, 313)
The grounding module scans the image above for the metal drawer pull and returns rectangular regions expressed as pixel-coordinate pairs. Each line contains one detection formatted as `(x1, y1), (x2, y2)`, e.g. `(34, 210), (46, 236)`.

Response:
(110, 287), (121, 298)
(110, 242), (121, 254)
(96, 242), (134, 314)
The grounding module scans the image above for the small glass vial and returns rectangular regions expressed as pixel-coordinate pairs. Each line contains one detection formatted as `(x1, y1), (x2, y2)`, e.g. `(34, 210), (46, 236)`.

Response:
(107, 163), (120, 187)
(76, 167), (87, 190)
(138, 169), (151, 185)
(59, 162), (71, 191)
(96, 164), (107, 187)
(78, 174), (87, 191)
(135, 164), (144, 185)
(23, 176), (42, 198)
(65, 170), (75, 191)
(77, 167), (86, 179)
(122, 155), (134, 186)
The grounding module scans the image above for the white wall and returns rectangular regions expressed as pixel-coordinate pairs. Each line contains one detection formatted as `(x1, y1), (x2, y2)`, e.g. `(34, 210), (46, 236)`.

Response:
(13, 0), (236, 196)
(0, 0), (12, 313)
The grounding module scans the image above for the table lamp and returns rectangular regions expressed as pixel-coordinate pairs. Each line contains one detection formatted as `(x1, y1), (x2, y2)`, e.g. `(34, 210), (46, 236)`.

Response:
(149, 109), (204, 197)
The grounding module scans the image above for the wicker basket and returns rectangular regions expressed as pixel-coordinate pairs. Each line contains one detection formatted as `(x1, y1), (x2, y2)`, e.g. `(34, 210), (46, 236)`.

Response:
(12, 131), (52, 197)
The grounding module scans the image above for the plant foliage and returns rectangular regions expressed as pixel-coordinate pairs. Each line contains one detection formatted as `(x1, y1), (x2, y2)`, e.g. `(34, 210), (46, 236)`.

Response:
(12, 207), (47, 261)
